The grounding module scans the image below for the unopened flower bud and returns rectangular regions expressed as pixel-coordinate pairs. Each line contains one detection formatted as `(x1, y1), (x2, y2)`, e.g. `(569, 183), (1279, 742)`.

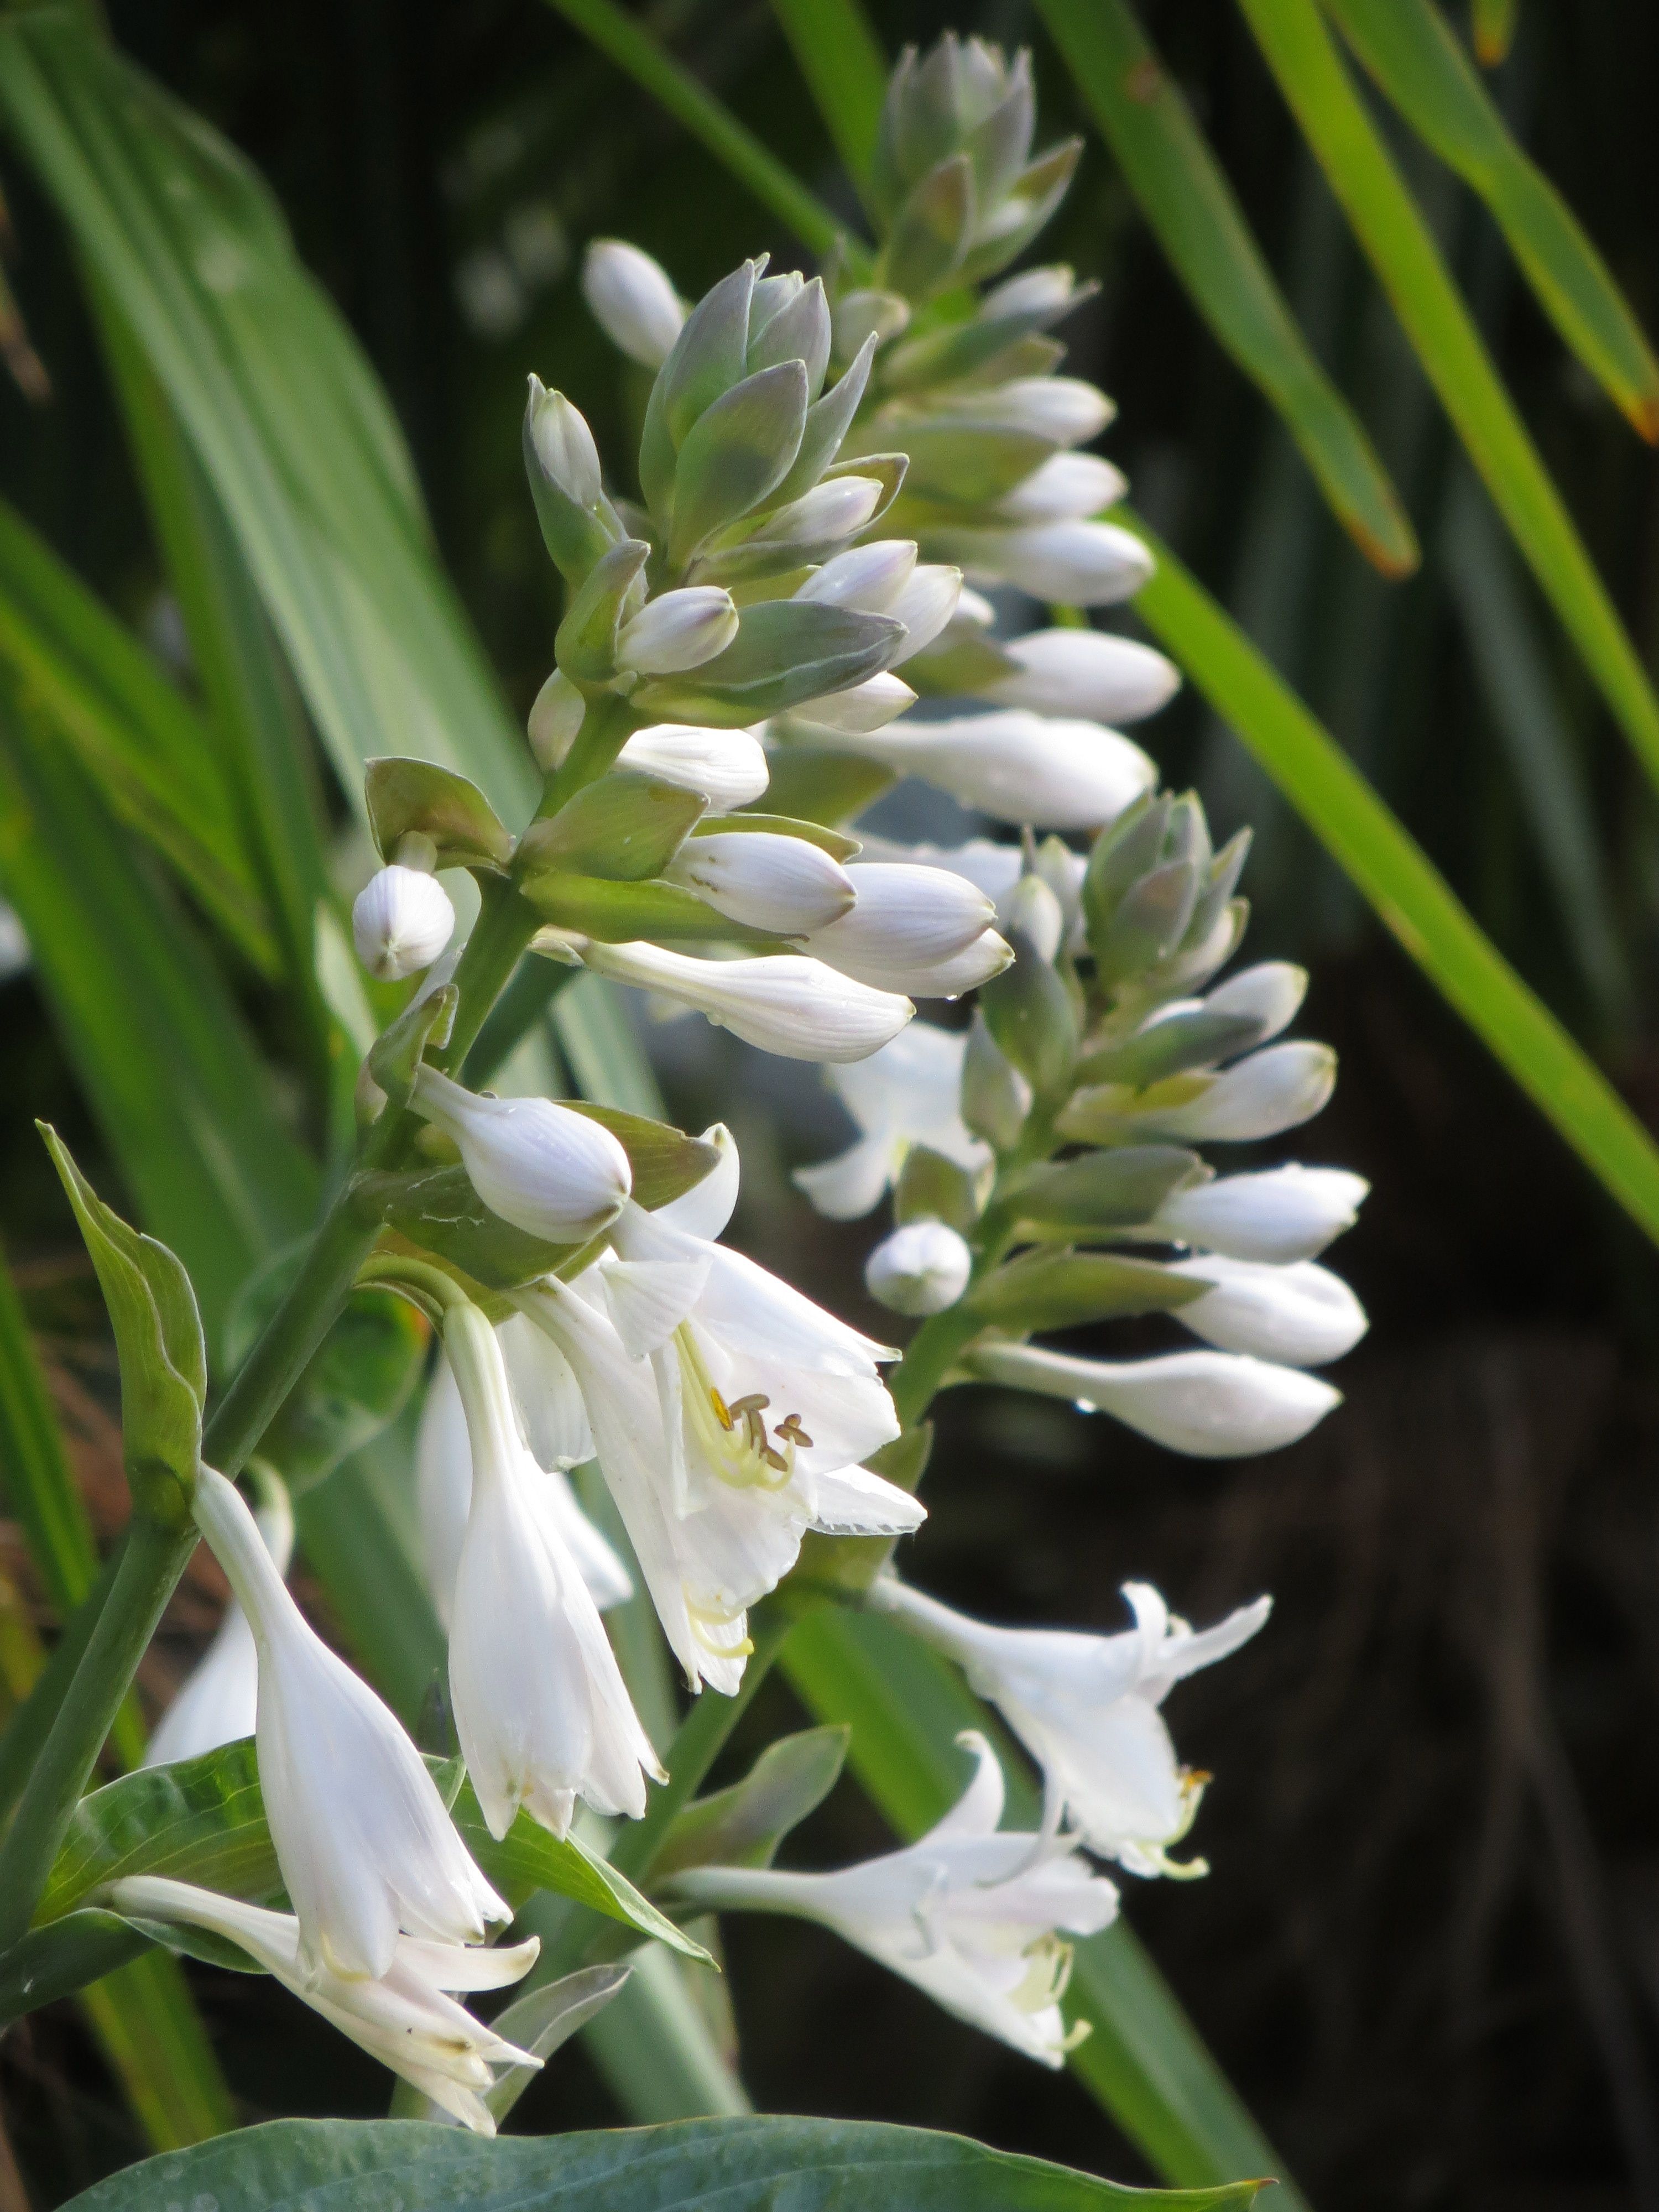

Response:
(616, 586), (739, 675)
(582, 238), (685, 368)
(666, 830), (855, 933)
(526, 379), (602, 508)
(833, 288), (911, 361)
(995, 452), (1128, 524)
(352, 866), (455, 981)
(802, 863), (997, 994)
(833, 711), (1155, 831)
(1202, 961), (1307, 1042)
(578, 940), (912, 1061)
(752, 474), (885, 550)
(979, 264), (1078, 320)
(970, 1342), (1340, 1458)
(887, 565), (965, 665)
(616, 723), (770, 809)
(791, 672), (916, 733)
(938, 377), (1114, 446)
(413, 1066), (632, 1243)
(1164, 1255), (1367, 1367)
(985, 628), (1178, 723)
(796, 540), (918, 612)
(938, 520), (1154, 608)
(1152, 1165), (1369, 1264)
(1005, 874), (1065, 964)
(865, 1219), (973, 1316)
(526, 667), (586, 770)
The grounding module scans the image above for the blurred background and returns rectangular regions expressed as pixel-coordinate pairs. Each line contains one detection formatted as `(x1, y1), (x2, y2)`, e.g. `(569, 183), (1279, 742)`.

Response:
(4, 2), (1659, 2208)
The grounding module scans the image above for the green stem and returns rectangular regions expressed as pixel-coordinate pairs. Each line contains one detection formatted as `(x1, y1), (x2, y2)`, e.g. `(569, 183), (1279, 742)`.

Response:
(0, 1542), (123, 1830)
(432, 877), (547, 1075)
(0, 1516), (197, 1952)
(533, 692), (639, 823)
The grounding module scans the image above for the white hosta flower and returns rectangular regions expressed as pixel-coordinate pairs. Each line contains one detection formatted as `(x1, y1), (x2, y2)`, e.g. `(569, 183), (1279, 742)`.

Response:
(938, 520), (1154, 608)
(996, 452), (1128, 524)
(671, 1734), (1117, 2067)
(581, 238), (685, 368)
(352, 867), (456, 982)
(616, 587), (738, 675)
(933, 376), (1113, 447)
(577, 940), (912, 1062)
(979, 265), (1081, 320)
(1164, 1256), (1367, 1368)
(969, 1342), (1340, 1458)
(887, 564), (964, 663)
(799, 863), (1004, 997)
(1201, 961), (1308, 1039)
(108, 1877), (538, 2135)
(1152, 1164), (1369, 1264)
(827, 711), (1155, 832)
(517, 1134), (920, 1692)
(415, 1348), (627, 1629)
(865, 1220), (972, 1316)
(1005, 874), (1065, 964)
(527, 667), (586, 770)
(794, 1021), (991, 1220)
(145, 1477), (294, 1768)
(617, 723), (770, 809)
(525, 377), (602, 507)
(1121, 1042), (1337, 1143)
(870, 1580), (1270, 1876)
(789, 673), (917, 734)
(191, 1467), (507, 1978)
(412, 1066), (631, 1243)
(442, 1303), (660, 1840)
(665, 831), (854, 934)
(983, 628), (1179, 723)
(796, 539), (919, 611)
(749, 475), (884, 551)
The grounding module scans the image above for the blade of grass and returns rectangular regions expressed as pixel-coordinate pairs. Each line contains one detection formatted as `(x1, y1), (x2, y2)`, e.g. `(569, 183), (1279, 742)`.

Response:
(1035, 0), (1417, 577)
(1471, 0), (1518, 71)
(0, 12), (535, 822)
(1322, 0), (1659, 439)
(782, 1608), (1302, 2206)
(764, 0), (887, 204)
(0, 495), (279, 976)
(1125, 511), (1659, 1249)
(1234, 0), (1659, 797)
(78, 1954), (235, 2146)
(553, 971), (666, 1119)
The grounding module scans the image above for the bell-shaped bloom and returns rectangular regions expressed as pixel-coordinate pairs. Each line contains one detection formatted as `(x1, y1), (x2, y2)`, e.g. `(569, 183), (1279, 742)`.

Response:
(442, 1303), (661, 1840)
(797, 862), (1005, 997)
(412, 1065), (631, 1243)
(516, 1131), (921, 1692)
(823, 711), (1155, 832)
(145, 1474), (294, 1769)
(352, 867), (455, 982)
(1152, 1164), (1369, 1265)
(108, 1876), (538, 2134)
(1163, 1255), (1368, 1368)
(869, 1581), (1270, 1876)
(984, 629), (1178, 724)
(865, 1220), (972, 1316)
(191, 1467), (507, 1979)
(935, 520), (1153, 608)
(665, 831), (854, 933)
(582, 238), (685, 368)
(577, 940), (912, 1062)
(795, 1020), (990, 1220)
(617, 587), (739, 675)
(415, 1345), (627, 1630)
(670, 1734), (1118, 2067)
(968, 1342), (1340, 1459)
(615, 723), (771, 809)
(994, 452), (1127, 524)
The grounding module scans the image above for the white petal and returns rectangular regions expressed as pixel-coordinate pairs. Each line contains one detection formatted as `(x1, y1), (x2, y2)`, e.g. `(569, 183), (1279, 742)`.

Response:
(1164, 1256), (1368, 1366)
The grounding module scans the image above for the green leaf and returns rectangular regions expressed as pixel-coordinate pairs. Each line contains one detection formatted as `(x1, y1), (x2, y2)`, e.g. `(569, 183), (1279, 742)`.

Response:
(364, 759), (514, 873)
(39, 1126), (204, 1520)
(980, 940), (1078, 1097)
(893, 1145), (985, 1233)
(0, 10), (536, 823)
(766, 0), (888, 200)
(1010, 1146), (1204, 1230)
(1470, 0), (1517, 68)
(578, 1945), (752, 2121)
(1323, 0), (1659, 440)
(0, 494), (280, 973)
(1032, 0), (1416, 576)
(1126, 513), (1659, 1254)
(58, 2113), (1266, 2212)
(0, 1235), (99, 1618)
(77, 1949), (237, 2145)
(633, 600), (904, 726)
(654, 1725), (851, 1879)
(1078, 1011), (1266, 1088)
(462, 1961), (633, 2128)
(968, 1249), (1204, 1332)
(555, 537), (652, 684)
(518, 771), (708, 885)
(670, 362), (809, 566)
(696, 811), (862, 861)
(1234, 0), (1659, 799)
(524, 874), (770, 943)
(567, 1105), (722, 1210)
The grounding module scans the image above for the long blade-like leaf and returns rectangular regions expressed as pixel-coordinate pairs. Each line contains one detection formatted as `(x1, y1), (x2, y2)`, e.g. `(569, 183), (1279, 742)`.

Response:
(1035, 0), (1417, 577)
(0, 10), (534, 821)
(1234, 0), (1659, 796)
(1322, 0), (1659, 439)
(78, 1954), (234, 2147)
(765, 0), (887, 201)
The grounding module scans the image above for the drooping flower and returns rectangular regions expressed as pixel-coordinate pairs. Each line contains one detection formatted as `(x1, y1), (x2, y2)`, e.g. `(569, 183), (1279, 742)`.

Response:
(967, 1342), (1340, 1458)
(575, 940), (913, 1062)
(794, 1021), (992, 1221)
(869, 1579), (1270, 1874)
(352, 866), (456, 982)
(796, 863), (1010, 998)
(669, 1733), (1118, 2067)
(411, 1065), (632, 1243)
(191, 1467), (508, 1979)
(107, 1876), (539, 2133)
(1151, 1164), (1369, 1264)
(1161, 1255), (1368, 1368)
(145, 1469), (294, 1769)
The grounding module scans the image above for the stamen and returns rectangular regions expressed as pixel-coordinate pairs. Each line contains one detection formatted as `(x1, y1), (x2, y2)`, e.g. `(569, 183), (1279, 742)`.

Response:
(709, 1387), (734, 1432)
(759, 1444), (790, 1472)
(726, 1393), (770, 1418)
(775, 1413), (813, 1447)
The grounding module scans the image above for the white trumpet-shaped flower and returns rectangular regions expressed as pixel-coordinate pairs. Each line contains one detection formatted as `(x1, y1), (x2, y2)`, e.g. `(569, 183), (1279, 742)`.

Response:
(968, 1343), (1340, 1458)
(581, 238), (685, 368)
(1162, 1255), (1368, 1368)
(1151, 1164), (1369, 1264)
(794, 1021), (991, 1220)
(670, 1734), (1118, 2067)
(616, 587), (739, 675)
(820, 711), (1155, 832)
(412, 1065), (631, 1243)
(107, 1876), (539, 2134)
(352, 867), (456, 982)
(865, 1220), (972, 1316)
(870, 1580), (1270, 1876)
(442, 1302), (661, 1840)
(576, 940), (912, 1062)
(145, 1473), (294, 1769)
(516, 1129), (921, 1691)
(615, 724), (771, 809)
(191, 1467), (508, 1979)
(799, 863), (1008, 997)
(983, 628), (1179, 724)
(665, 831), (854, 933)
